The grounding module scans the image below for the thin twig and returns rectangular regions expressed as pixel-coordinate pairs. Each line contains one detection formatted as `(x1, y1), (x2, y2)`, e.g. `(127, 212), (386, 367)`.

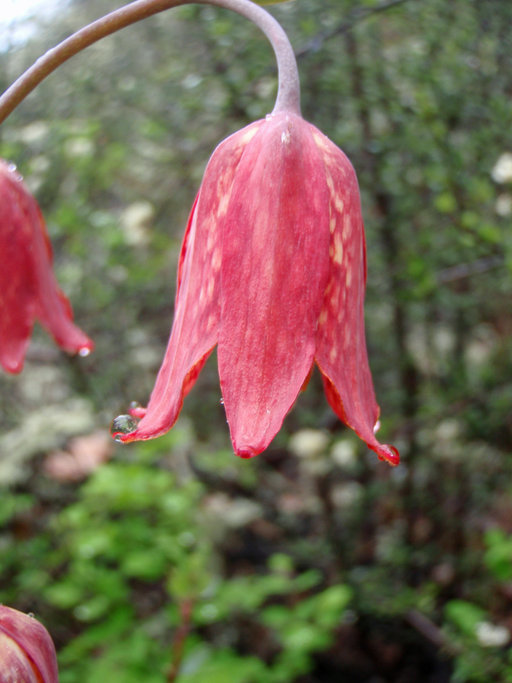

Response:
(296, 0), (413, 59)
(437, 254), (504, 283)
(405, 609), (460, 657)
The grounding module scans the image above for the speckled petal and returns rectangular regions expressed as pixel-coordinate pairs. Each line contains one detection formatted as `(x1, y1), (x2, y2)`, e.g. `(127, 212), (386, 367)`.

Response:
(120, 122), (262, 442)
(218, 112), (330, 457)
(311, 131), (399, 466)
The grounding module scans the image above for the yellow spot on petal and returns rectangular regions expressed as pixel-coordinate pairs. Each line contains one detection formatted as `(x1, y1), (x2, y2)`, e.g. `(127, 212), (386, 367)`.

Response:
(333, 232), (343, 265)
(217, 192), (230, 218)
(334, 194), (344, 213)
(326, 171), (335, 195)
(329, 215), (337, 234)
(239, 127), (259, 145)
(318, 309), (328, 327)
(312, 130), (331, 153)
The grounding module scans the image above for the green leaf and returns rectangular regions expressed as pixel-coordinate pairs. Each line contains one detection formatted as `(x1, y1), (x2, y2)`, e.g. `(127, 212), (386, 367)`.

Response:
(445, 600), (487, 638)
(484, 529), (512, 581)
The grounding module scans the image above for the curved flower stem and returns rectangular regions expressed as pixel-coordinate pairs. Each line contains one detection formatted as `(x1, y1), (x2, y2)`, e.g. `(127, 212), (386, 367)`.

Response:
(0, 0), (300, 126)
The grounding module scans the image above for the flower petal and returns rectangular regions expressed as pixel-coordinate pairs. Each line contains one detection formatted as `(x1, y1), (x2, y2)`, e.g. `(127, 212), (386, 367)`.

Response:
(0, 165), (38, 372)
(0, 219), (34, 372)
(218, 113), (331, 457)
(311, 131), (399, 466)
(0, 606), (59, 683)
(120, 124), (261, 442)
(0, 633), (41, 683)
(0, 161), (93, 372)
(30, 202), (93, 356)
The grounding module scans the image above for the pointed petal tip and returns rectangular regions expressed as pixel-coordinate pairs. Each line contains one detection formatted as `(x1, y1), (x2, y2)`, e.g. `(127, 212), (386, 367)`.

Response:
(234, 445), (262, 459)
(111, 428), (144, 444)
(116, 432), (136, 444)
(371, 443), (400, 466)
(1, 357), (24, 374)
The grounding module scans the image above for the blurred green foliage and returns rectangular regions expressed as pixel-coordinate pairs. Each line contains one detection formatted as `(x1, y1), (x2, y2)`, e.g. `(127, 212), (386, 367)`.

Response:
(1, 0), (512, 680)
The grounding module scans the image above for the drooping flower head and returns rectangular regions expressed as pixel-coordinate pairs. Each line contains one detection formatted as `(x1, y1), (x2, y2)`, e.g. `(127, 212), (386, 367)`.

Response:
(0, 605), (59, 683)
(114, 111), (398, 466)
(0, 160), (93, 373)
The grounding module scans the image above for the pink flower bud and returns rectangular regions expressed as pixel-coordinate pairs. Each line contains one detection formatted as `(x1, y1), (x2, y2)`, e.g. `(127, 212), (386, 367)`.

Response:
(0, 605), (59, 683)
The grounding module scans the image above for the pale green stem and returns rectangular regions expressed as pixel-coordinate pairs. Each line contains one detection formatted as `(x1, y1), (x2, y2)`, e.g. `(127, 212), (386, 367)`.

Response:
(0, 0), (300, 126)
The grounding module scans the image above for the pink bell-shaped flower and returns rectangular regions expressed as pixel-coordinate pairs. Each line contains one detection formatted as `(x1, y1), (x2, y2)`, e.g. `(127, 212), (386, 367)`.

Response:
(0, 605), (59, 683)
(0, 160), (93, 373)
(115, 111), (398, 466)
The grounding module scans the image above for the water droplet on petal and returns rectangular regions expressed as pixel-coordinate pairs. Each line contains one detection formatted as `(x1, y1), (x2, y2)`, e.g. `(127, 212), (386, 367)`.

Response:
(219, 398), (224, 405)
(373, 420), (381, 434)
(377, 445), (400, 466)
(265, 113), (274, 121)
(7, 162), (17, 173)
(129, 400), (141, 410)
(110, 414), (138, 441)
(78, 347), (91, 357)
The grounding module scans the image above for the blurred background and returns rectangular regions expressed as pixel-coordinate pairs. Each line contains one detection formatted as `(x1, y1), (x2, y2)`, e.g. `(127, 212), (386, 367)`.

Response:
(1, 0), (512, 680)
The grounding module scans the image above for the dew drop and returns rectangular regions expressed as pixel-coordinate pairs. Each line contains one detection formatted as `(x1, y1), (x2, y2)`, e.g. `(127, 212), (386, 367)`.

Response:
(373, 420), (381, 434)
(27, 612), (35, 619)
(265, 113), (274, 121)
(219, 397), (224, 405)
(78, 347), (91, 358)
(7, 162), (17, 173)
(110, 414), (138, 441)
(129, 400), (141, 410)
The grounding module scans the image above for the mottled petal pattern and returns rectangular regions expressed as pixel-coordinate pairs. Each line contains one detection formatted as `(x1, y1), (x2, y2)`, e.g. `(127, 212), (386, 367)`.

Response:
(311, 130), (398, 465)
(120, 123), (261, 442)
(219, 112), (330, 456)
(117, 112), (398, 465)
